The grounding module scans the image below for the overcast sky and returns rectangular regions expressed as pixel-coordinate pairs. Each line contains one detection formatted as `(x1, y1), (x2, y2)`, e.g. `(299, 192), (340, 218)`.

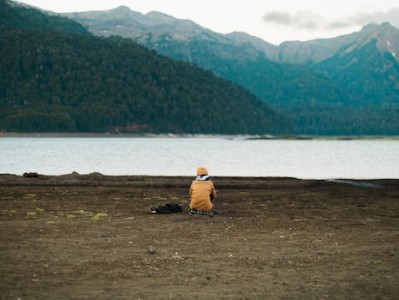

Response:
(15, 0), (399, 45)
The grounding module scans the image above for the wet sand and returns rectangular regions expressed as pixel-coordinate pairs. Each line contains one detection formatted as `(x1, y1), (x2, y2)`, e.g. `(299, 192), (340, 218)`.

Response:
(0, 174), (398, 299)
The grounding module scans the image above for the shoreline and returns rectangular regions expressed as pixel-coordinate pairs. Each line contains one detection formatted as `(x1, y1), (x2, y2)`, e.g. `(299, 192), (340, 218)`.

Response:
(1, 173), (397, 188)
(1, 173), (397, 184)
(1, 132), (399, 140)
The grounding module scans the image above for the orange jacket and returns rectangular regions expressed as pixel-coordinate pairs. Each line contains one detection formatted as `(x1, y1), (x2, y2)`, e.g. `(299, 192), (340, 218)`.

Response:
(189, 180), (217, 211)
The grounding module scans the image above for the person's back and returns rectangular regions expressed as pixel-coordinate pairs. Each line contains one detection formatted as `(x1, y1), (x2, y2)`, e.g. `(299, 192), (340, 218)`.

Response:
(189, 166), (216, 211)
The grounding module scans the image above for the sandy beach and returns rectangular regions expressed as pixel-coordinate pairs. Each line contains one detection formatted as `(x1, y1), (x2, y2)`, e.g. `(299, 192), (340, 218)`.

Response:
(0, 174), (398, 299)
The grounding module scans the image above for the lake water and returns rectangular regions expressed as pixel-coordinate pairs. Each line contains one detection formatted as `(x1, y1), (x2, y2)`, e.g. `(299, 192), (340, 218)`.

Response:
(1, 137), (398, 179)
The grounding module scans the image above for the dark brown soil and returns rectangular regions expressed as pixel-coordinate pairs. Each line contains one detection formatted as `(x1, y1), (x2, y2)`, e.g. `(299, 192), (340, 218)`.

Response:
(1, 174), (398, 299)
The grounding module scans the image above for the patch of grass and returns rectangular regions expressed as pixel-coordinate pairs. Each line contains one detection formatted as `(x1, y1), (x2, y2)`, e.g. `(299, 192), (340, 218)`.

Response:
(57, 210), (108, 221)
(152, 196), (168, 200)
(25, 211), (37, 219)
(1, 209), (16, 215)
(364, 218), (378, 223)
(65, 210), (95, 219)
(73, 209), (94, 217)
(91, 212), (108, 221)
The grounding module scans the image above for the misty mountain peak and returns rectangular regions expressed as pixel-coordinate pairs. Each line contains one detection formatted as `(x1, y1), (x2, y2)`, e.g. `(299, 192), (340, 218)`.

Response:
(226, 31), (276, 52)
(112, 5), (131, 13)
(360, 22), (399, 58)
(270, 22), (399, 63)
(63, 7), (399, 63)
(145, 11), (181, 24)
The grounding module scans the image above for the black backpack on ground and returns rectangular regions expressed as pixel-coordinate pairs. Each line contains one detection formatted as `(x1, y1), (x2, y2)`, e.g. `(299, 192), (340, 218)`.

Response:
(151, 203), (183, 214)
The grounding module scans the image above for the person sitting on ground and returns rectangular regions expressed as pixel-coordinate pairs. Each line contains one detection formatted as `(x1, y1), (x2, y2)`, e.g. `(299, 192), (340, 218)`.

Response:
(189, 166), (217, 215)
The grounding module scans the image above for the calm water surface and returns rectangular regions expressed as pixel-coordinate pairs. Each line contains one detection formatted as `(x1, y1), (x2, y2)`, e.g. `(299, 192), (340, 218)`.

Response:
(1, 137), (398, 179)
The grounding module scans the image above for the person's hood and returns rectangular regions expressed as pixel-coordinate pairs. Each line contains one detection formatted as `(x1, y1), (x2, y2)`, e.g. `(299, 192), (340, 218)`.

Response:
(196, 166), (208, 176)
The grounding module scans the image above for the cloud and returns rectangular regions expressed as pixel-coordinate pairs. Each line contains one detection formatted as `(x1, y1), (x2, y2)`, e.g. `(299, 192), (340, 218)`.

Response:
(263, 11), (323, 30)
(263, 7), (399, 32)
(263, 11), (292, 25)
(325, 21), (353, 30)
(324, 7), (399, 30)
(350, 7), (399, 28)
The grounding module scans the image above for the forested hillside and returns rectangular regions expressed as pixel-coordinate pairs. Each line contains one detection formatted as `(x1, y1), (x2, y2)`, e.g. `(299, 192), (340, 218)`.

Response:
(1, 0), (88, 35)
(0, 0), (290, 134)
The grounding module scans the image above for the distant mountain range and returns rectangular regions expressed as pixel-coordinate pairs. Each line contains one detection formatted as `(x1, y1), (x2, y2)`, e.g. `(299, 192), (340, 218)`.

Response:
(0, 0), (289, 134)
(65, 6), (399, 135)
